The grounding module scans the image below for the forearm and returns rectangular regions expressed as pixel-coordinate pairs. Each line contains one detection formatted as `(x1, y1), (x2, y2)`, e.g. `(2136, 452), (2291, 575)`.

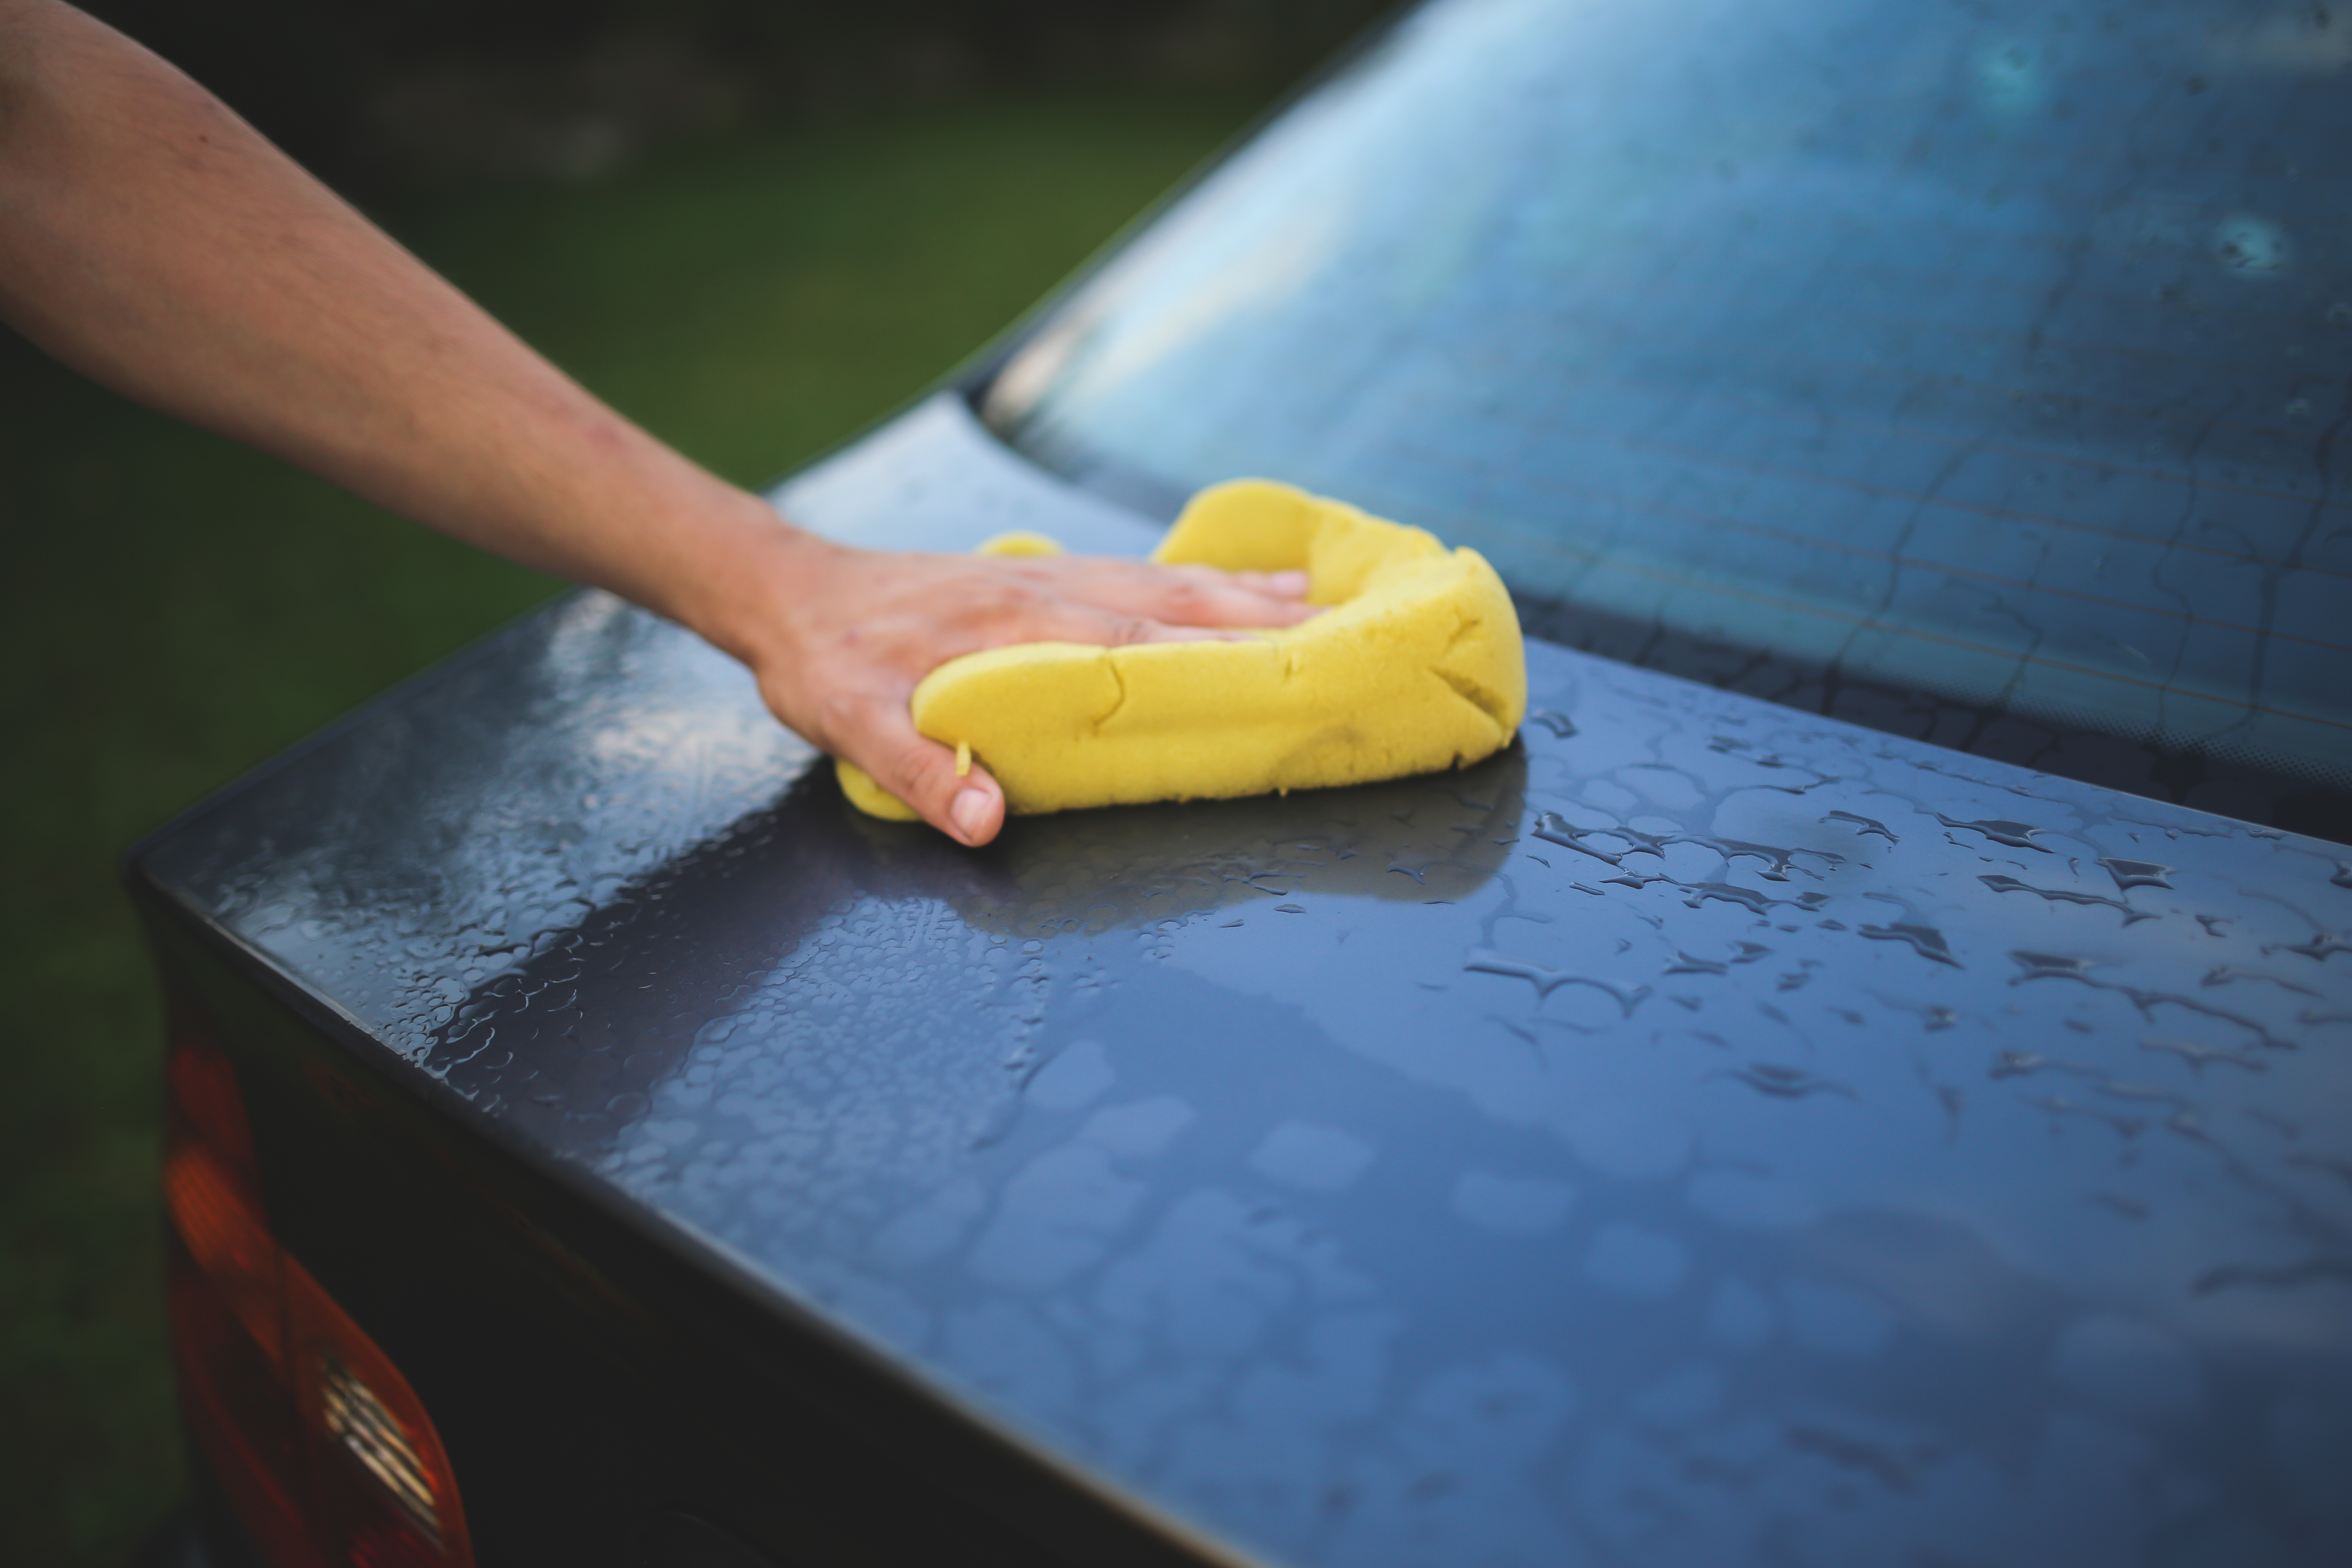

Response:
(0, 0), (798, 643)
(0, 1), (1317, 846)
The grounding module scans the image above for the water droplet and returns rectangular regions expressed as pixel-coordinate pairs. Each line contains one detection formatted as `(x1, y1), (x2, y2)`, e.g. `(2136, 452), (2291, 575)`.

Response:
(2099, 856), (2174, 891)
(1859, 922), (1961, 968)
(2201, 965), (2317, 996)
(1682, 882), (1780, 916)
(1934, 814), (2049, 851)
(2267, 931), (2352, 962)
(1527, 709), (1577, 739)
(1698, 836), (1844, 882)
(1824, 809), (1897, 844)
(2026, 1094), (2145, 1139)
(1533, 813), (1623, 865)
(1464, 948), (1648, 1016)
(1720, 1063), (1856, 1100)
(1979, 874), (2155, 925)
(2212, 213), (2291, 276)
(2141, 1036), (2264, 1074)
(2012, 949), (2097, 981)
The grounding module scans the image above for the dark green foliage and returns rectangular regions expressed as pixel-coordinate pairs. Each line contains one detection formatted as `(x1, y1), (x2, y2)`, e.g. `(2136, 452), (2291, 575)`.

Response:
(74, 0), (1393, 184)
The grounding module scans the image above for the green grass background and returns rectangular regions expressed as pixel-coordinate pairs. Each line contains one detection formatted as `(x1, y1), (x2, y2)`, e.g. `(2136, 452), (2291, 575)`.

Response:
(0, 93), (1253, 1567)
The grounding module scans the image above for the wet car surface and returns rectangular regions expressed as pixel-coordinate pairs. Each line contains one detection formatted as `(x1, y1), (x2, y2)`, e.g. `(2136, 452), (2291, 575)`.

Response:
(134, 1), (2352, 1564)
(141, 396), (2352, 1565)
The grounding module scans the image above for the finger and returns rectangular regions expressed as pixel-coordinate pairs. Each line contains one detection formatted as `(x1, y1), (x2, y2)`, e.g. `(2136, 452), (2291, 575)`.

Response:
(1035, 563), (1322, 630)
(847, 704), (1006, 846)
(1133, 622), (1261, 644)
(1144, 570), (1323, 627)
(1172, 565), (1313, 599)
(984, 597), (1282, 649)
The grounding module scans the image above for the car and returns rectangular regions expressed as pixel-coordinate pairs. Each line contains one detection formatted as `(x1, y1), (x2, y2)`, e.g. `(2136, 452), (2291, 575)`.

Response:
(132, 0), (2352, 1564)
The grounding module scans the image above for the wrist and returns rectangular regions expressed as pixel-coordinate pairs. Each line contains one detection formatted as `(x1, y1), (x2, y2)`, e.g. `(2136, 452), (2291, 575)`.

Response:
(668, 492), (846, 676)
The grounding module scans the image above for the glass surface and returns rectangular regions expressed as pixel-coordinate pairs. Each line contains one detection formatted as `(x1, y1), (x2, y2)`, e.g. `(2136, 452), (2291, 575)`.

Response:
(987, 0), (2352, 794)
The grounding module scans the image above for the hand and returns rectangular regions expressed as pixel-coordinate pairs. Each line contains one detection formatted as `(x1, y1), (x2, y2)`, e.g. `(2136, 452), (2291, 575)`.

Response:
(718, 527), (1317, 846)
(0, 0), (1308, 852)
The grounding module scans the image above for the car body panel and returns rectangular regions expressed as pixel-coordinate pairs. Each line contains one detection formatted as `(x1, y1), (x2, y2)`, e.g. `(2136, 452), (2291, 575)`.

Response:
(134, 392), (2352, 1567)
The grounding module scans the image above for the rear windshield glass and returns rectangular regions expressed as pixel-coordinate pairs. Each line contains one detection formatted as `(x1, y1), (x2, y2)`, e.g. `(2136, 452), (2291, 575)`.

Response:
(985, 0), (2352, 809)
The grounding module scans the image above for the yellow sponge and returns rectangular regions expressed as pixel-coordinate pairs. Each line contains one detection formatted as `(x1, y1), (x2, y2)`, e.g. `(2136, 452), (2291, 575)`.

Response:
(837, 479), (1526, 821)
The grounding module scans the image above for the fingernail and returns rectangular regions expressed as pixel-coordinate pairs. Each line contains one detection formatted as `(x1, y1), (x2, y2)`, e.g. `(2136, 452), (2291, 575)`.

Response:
(950, 787), (992, 842)
(1271, 570), (1311, 594)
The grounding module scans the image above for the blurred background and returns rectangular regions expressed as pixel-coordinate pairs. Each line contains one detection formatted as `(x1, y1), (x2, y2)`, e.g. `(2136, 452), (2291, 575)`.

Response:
(0, 3), (1389, 1562)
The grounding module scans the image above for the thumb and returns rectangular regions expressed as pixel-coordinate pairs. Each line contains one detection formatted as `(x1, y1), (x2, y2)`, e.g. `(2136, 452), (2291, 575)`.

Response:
(844, 720), (1006, 846)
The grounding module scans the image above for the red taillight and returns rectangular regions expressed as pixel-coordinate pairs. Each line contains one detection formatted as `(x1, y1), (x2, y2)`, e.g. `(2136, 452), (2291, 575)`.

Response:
(165, 1029), (475, 1568)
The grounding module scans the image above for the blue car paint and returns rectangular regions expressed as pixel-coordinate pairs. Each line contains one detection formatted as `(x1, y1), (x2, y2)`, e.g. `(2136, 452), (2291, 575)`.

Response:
(137, 393), (2352, 1568)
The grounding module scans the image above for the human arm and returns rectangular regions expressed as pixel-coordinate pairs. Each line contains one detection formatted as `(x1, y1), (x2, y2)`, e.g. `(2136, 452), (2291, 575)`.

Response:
(0, 0), (1312, 844)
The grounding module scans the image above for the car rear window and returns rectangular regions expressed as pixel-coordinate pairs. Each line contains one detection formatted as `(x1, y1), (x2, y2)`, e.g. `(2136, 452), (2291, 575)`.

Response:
(983, 0), (2352, 824)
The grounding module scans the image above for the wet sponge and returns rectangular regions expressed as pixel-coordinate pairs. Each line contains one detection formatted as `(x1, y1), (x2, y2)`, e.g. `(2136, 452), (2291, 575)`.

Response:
(837, 478), (1526, 820)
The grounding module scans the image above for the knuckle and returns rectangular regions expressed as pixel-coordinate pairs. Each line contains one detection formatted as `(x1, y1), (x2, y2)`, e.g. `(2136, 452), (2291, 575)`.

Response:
(976, 584), (1044, 631)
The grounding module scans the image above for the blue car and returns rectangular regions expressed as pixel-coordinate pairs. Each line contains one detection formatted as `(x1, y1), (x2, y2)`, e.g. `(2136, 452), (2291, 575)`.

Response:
(135, 0), (2352, 1564)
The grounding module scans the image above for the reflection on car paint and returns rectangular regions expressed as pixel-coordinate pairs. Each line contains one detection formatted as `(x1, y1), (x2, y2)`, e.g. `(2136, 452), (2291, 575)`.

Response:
(141, 398), (2352, 1568)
